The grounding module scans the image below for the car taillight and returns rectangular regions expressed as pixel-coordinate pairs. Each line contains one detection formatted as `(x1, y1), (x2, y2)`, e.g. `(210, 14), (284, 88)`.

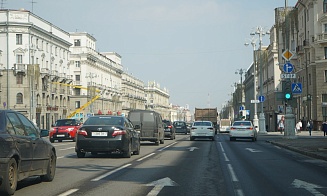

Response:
(191, 127), (196, 130)
(112, 129), (127, 137)
(77, 129), (87, 136)
(249, 127), (253, 130)
(207, 127), (213, 130)
(168, 125), (172, 128)
(230, 127), (236, 130)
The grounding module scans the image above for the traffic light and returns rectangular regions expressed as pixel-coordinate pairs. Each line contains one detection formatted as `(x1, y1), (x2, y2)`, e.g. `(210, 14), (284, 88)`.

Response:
(284, 81), (292, 100)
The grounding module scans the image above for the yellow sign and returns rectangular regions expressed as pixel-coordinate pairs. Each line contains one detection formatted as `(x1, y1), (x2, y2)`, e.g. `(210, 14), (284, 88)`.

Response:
(282, 50), (294, 61)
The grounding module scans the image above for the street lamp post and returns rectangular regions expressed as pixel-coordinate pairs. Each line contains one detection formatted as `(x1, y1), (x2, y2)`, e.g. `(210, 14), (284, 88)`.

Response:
(245, 26), (269, 134)
(235, 69), (246, 119)
(245, 39), (258, 128)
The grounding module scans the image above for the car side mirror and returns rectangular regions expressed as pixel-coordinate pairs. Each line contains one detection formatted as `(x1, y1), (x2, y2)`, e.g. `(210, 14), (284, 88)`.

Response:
(134, 125), (141, 129)
(40, 129), (49, 137)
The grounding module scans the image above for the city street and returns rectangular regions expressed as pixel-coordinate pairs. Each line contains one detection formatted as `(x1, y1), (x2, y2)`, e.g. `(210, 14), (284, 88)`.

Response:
(13, 133), (327, 196)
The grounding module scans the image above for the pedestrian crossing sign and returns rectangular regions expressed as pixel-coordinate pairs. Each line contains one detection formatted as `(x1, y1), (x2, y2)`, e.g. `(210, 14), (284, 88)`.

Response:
(291, 83), (302, 94)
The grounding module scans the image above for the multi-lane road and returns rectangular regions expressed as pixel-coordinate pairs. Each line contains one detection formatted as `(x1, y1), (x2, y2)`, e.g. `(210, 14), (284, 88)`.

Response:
(14, 134), (327, 196)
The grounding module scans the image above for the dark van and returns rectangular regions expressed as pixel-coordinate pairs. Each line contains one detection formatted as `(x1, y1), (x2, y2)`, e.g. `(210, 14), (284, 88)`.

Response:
(128, 110), (164, 145)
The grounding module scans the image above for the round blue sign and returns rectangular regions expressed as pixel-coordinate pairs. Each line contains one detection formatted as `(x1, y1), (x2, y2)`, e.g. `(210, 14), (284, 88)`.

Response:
(258, 95), (265, 102)
(283, 63), (294, 73)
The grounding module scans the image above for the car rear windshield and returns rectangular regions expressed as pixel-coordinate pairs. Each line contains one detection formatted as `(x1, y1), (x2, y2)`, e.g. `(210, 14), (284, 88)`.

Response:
(233, 121), (252, 126)
(193, 122), (211, 126)
(84, 116), (123, 126)
(174, 122), (185, 126)
(55, 119), (77, 126)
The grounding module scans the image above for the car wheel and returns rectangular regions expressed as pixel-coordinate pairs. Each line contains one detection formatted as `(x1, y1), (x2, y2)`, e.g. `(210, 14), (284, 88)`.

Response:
(252, 137), (256, 142)
(41, 150), (56, 182)
(0, 158), (17, 195)
(211, 136), (215, 141)
(133, 141), (140, 155)
(123, 142), (132, 158)
(170, 135), (174, 140)
(230, 137), (234, 141)
(154, 140), (160, 145)
(160, 138), (164, 144)
(190, 136), (194, 141)
(50, 138), (54, 143)
(72, 137), (76, 142)
(76, 150), (86, 158)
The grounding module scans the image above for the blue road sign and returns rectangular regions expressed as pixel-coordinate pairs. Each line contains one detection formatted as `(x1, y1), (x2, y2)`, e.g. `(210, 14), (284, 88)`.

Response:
(239, 106), (244, 110)
(292, 83), (302, 94)
(283, 63), (294, 73)
(258, 95), (265, 102)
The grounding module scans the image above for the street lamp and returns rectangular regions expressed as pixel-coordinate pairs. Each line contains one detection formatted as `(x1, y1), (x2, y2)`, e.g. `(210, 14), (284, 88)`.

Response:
(235, 69), (246, 118)
(245, 26), (269, 134)
(244, 38), (258, 129)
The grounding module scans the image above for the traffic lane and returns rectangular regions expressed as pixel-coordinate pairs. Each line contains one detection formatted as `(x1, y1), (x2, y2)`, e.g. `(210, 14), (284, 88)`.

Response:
(53, 135), (229, 196)
(13, 135), (182, 196)
(217, 134), (327, 195)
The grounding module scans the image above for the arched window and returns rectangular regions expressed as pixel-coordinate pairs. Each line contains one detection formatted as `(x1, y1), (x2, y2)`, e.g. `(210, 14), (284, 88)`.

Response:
(16, 93), (23, 104)
(324, 0), (327, 13)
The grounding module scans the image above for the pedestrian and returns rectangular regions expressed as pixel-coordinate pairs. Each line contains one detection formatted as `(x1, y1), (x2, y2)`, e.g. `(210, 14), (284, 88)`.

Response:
(278, 116), (285, 134)
(296, 119), (302, 134)
(322, 121), (327, 137)
(307, 119), (313, 136)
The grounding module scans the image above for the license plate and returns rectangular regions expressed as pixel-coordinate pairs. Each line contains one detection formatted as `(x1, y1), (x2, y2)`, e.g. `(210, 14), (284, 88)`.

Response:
(92, 132), (108, 136)
(56, 134), (65, 137)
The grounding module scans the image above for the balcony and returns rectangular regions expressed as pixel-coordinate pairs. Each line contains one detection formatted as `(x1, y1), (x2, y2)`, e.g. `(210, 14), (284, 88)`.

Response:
(317, 33), (327, 44)
(50, 70), (58, 81)
(13, 64), (27, 75)
(58, 73), (66, 82)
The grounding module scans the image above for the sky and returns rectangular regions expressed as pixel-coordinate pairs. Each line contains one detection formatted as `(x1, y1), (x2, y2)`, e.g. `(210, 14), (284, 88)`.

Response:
(3, 0), (298, 112)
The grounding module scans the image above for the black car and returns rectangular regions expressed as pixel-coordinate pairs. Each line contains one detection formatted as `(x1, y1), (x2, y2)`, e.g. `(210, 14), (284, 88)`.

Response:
(173, 121), (188, 134)
(0, 110), (56, 195)
(75, 115), (140, 158)
(162, 120), (175, 140)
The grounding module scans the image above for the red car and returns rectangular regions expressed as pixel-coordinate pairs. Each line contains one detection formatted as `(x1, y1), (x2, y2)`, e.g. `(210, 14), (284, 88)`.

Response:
(49, 119), (82, 143)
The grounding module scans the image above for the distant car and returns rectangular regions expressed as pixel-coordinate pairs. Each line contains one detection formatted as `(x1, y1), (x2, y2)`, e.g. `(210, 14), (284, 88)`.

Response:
(229, 120), (257, 142)
(163, 120), (175, 140)
(75, 115), (140, 158)
(173, 121), (188, 134)
(0, 110), (56, 195)
(49, 118), (82, 143)
(190, 121), (215, 141)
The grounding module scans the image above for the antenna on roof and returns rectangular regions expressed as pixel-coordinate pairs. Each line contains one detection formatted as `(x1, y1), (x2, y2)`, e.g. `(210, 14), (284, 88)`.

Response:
(30, 0), (37, 12)
(1, 0), (6, 9)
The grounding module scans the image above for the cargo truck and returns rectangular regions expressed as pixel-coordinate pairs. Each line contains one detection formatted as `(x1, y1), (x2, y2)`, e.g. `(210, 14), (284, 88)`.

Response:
(194, 108), (218, 134)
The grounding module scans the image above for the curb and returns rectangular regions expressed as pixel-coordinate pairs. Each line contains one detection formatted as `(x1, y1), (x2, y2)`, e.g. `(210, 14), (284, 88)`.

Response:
(266, 140), (327, 161)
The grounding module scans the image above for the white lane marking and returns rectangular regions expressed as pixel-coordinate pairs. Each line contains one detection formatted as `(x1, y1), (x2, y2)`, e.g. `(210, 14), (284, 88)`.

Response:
(137, 153), (156, 161)
(158, 142), (177, 152)
(274, 146), (281, 149)
(91, 164), (132, 181)
(59, 147), (75, 151)
(146, 177), (178, 196)
(245, 148), (262, 153)
(188, 147), (199, 151)
(227, 164), (238, 182)
(223, 153), (229, 162)
(57, 153), (75, 159)
(292, 179), (325, 196)
(219, 142), (225, 152)
(58, 189), (79, 196)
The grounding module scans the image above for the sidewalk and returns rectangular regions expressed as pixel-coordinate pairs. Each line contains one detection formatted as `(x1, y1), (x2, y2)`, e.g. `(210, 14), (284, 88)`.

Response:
(261, 131), (327, 161)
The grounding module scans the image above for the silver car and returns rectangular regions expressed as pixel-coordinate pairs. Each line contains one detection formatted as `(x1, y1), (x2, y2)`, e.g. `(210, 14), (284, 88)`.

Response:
(229, 121), (257, 142)
(190, 121), (215, 141)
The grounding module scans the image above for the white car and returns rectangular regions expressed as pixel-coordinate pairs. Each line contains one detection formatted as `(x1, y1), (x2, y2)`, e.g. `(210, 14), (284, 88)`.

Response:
(229, 121), (257, 142)
(190, 121), (215, 141)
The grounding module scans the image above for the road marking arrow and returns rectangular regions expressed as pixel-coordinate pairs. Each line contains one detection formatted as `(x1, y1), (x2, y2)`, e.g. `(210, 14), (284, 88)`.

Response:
(292, 179), (325, 195)
(146, 177), (179, 196)
(245, 148), (262, 153)
(187, 147), (199, 151)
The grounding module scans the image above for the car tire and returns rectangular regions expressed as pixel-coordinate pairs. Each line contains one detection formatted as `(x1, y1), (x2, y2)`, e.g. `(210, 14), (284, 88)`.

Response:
(190, 136), (194, 141)
(230, 137), (234, 141)
(160, 138), (164, 144)
(72, 137), (76, 142)
(0, 158), (17, 196)
(155, 140), (160, 145)
(41, 150), (56, 182)
(252, 137), (256, 142)
(211, 136), (215, 141)
(50, 138), (54, 143)
(76, 150), (86, 158)
(133, 141), (140, 155)
(123, 142), (132, 158)
(170, 135), (174, 140)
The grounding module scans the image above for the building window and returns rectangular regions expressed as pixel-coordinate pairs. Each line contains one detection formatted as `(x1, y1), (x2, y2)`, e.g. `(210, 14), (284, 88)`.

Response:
(16, 55), (23, 64)
(323, 94), (327, 102)
(76, 75), (80, 81)
(325, 47), (327, 59)
(324, 0), (327, 13)
(75, 101), (80, 109)
(16, 93), (23, 104)
(16, 74), (23, 84)
(309, 73), (311, 85)
(16, 34), (22, 45)
(325, 70), (327, 82)
(74, 39), (81, 46)
(75, 61), (80, 67)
